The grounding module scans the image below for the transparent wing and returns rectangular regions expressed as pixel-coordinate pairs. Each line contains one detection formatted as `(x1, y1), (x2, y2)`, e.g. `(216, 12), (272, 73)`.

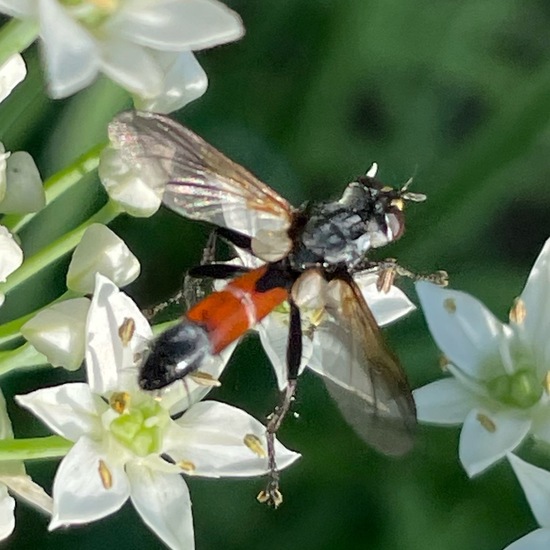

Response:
(309, 275), (416, 455)
(108, 111), (294, 241)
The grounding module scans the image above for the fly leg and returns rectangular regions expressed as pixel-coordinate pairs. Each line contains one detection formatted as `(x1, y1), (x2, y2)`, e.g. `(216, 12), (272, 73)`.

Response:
(184, 228), (254, 308)
(353, 259), (448, 293)
(375, 259), (448, 292)
(144, 228), (253, 320)
(258, 299), (301, 508)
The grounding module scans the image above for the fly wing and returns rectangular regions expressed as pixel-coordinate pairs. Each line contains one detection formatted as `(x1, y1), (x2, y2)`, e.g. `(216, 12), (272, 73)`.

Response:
(108, 111), (294, 246)
(310, 275), (416, 455)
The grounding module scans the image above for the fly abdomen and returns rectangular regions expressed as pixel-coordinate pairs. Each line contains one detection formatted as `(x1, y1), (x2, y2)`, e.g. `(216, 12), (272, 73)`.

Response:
(139, 322), (213, 390)
(140, 265), (288, 390)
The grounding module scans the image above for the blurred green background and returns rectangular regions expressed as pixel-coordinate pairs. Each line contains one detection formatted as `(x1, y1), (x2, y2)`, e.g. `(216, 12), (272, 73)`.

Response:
(2, 0), (550, 548)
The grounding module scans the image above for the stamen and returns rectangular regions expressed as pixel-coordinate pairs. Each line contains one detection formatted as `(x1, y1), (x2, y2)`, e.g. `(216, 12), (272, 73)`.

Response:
(110, 391), (130, 414)
(309, 307), (325, 327)
(443, 298), (456, 313)
(509, 298), (527, 325)
(188, 371), (221, 387)
(439, 355), (450, 371)
(476, 413), (496, 433)
(98, 459), (113, 489)
(544, 372), (550, 395)
(244, 434), (267, 458)
(118, 317), (135, 346)
(179, 460), (196, 473)
(376, 265), (396, 293)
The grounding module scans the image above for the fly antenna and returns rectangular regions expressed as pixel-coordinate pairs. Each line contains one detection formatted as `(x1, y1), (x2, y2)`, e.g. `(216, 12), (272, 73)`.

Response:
(400, 173), (426, 202)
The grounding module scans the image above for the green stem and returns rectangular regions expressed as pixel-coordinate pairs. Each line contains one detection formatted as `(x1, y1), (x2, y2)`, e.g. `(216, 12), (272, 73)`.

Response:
(0, 342), (48, 376)
(0, 436), (72, 461)
(0, 200), (122, 295)
(0, 19), (39, 68)
(2, 142), (106, 234)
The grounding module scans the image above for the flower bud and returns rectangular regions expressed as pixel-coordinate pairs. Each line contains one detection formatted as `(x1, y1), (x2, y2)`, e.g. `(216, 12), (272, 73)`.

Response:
(21, 298), (91, 371)
(67, 224), (140, 294)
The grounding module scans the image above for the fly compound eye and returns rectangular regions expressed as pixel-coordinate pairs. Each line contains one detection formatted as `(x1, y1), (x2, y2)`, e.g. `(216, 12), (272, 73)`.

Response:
(386, 211), (405, 241)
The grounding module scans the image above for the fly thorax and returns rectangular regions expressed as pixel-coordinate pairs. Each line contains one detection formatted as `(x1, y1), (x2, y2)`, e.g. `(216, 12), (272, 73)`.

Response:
(296, 202), (372, 267)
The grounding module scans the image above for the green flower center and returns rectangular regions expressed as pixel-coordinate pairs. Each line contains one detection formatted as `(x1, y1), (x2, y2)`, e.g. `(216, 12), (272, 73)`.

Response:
(59, 0), (118, 28)
(109, 398), (170, 457)
(486, 368), (543, 409)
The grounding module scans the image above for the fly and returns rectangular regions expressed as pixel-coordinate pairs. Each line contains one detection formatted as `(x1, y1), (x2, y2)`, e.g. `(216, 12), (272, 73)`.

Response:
(108, 110), (447, 506)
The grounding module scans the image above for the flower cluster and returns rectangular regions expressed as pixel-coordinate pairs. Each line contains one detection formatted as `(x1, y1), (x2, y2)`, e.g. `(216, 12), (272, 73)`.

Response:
(0, 0), (244, 111)
(414, 237), (550, 549)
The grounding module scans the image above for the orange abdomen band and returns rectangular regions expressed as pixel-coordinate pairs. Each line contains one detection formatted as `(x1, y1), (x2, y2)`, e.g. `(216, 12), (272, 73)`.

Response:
(186, 266), (288, 354)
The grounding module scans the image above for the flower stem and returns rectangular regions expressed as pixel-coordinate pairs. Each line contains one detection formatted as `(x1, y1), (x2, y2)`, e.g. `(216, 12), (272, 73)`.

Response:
(0, 436), (71, 461)
(0, 18), (39, 67)
(2, 142), (107, 234)
(0, 200), (123, 295)
(0, 343), (48, 375)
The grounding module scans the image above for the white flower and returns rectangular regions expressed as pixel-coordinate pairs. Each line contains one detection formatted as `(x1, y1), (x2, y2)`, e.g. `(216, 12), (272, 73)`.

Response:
(413, 237), (550, 477)
(0, 0), (243, 106)
(67, 223), (140, 293)
(0, 388), (52, 541)
(21, 298), (91, 371)
(0, 53), (26, 104)
(504, 454), (550, 549)
(0, 225), (23, 305)
(98, 145), (164, 217)
(132, 50), (207, 114)
(0, 143), (44, 213)
(17, 274), (298, 549)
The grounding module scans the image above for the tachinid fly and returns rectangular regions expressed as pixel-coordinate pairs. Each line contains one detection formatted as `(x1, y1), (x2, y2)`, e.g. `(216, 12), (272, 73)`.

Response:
(108, 110), (445, 505)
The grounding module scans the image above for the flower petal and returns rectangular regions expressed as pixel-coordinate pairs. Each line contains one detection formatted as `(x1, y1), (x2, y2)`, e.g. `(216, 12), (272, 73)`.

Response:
(127, 462), (194, 550)
(98, 145), (163, 218)
(49, 437), (130, 529)
(0, 388), (14, 441)
(112, 0), (244, 51)
(519, 237), (550, 370)
(0, 1), (35, 17)
(0, 151), (44, 213)
(0, 225), (23, 283)
(504, 529), (550, 550)
(99, 37), (163, 98)
(459, 408), (530, 477)
(0, 484), (15, 541)
(163, 342), (238, 415)
(168, 401), (299, 477)
(86, 274), (152, 395)
(133, 51), (207, 114)
(1, 474), (52, 515)
(16, 383), (105, 441)
(21, 298), (90, 371)
(413, 378), (477, 424)
(0, 54), (26, 104)
(67, 224), (140, 294)
(508, 453), (550, 527)
(415, 282), (506, 378)
(38, 0), (98, 97)
(354, 272), (415, 326)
